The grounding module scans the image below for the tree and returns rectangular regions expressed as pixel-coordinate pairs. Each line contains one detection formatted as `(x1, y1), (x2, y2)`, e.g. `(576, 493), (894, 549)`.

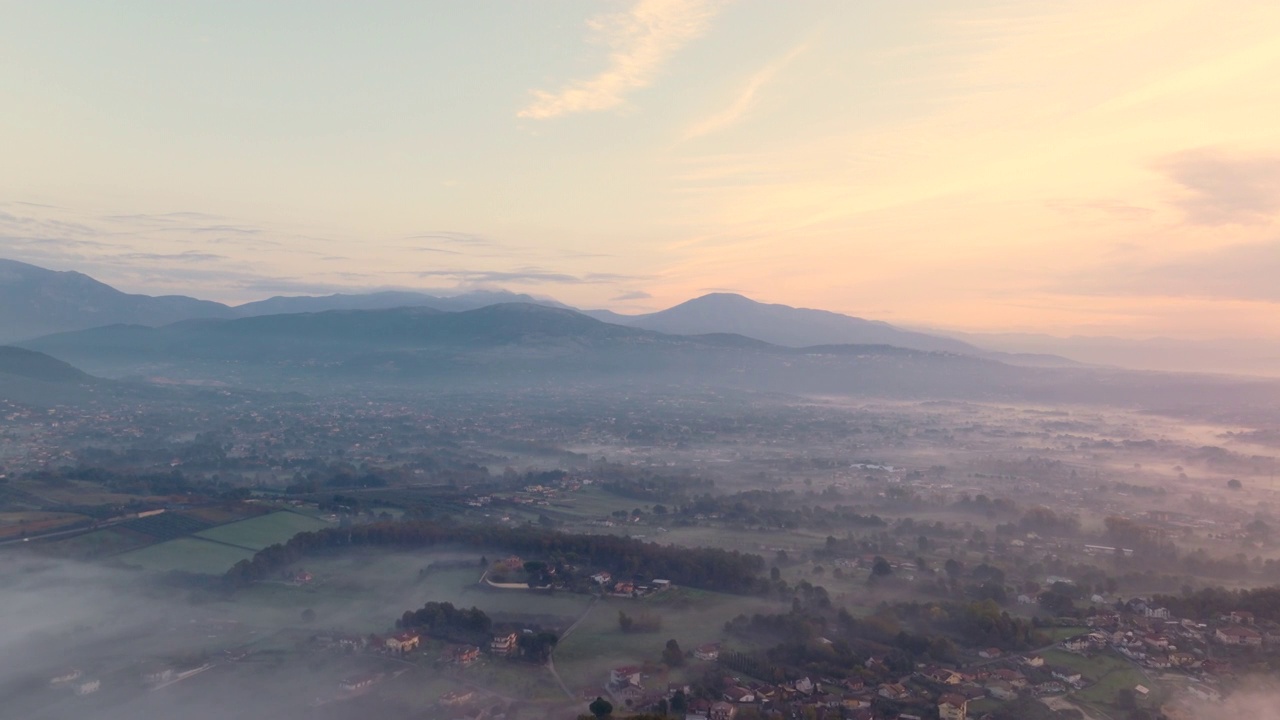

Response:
(670, 690), (687, 715)
(301, 607), (316, 623)
(663, 639), (684, 667)
(1228, 479), (1243, 490)
(1039, 589), (1076, 616)
(1116, 688), (1137, 710)
(518, 631), (559, 663)
(589, 696), (613, 719)
(871, 556), (892, 578)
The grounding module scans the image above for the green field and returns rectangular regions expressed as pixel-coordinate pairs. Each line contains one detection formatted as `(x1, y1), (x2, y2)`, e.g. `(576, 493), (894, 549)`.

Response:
(227, 551), (594, 634)
(39, 526), (151, 559)
(117, 536), (257, 574)
(1040, 649), (1153, 710)
(1075, 663), (1157, 708)
(1041, 626), (1089, 642)
(552, 588), (786, 694)
(193, 510), (330, 550)
(541, 486), (632, 519)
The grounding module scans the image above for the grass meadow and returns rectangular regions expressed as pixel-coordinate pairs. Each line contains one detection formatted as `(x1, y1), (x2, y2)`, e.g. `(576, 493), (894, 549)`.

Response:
(193, 510), (330, 550)
(117, 536), (257, 574)
(552, 587), (786, 694)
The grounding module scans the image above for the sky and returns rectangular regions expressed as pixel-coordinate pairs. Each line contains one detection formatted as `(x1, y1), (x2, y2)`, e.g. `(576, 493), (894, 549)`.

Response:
(3, 0), (1280, 340)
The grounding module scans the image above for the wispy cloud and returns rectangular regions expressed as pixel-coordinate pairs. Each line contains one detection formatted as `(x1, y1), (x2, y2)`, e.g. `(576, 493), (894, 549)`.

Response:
(116, 251), (228, 263)
(612, 290), (653, 301)
(408, 267), (641, 285)
(191, 224), (259, 235)
(1158, 148), (1280, 225)
(1051, 239), (1280, 302)
(406, 231), (500, 248)
(517, 0), (727, 120)
(683, 40), (808, 140)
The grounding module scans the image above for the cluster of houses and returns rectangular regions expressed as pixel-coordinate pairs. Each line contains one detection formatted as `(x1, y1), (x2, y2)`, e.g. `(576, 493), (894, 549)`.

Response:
(847, 660), (1071, 719)
(1075, 602), (1280, 675)
(604, 661), (984, 720)
(592, 594), (1280, 720)
(48, 668), (99, 696)
(635, 672), (979, 720)
(313, 627), (521, 668)
(442, 644), (482, 666)
(589, 570), (672, 597)
(494, 475), (589, 508)
(337, 673), (381, 695)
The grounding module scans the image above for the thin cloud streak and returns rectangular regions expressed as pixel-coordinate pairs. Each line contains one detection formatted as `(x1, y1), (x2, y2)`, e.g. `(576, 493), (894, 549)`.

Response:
(410, 268), (642, 285)
(683, 40), (809, 140)
(518, 0), (727, 119)
(612, 290), (653, 301)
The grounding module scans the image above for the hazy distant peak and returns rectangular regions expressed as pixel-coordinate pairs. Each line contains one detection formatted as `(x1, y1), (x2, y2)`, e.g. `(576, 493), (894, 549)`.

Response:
(0, 258), (98, 285)
(0, 258), (234, 343)
(607, 291), (979, 355)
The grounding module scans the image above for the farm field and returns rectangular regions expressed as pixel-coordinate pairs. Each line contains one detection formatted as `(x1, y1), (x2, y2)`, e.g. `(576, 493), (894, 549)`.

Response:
(229, 552), (593, 633)
(552, 587), (786, 695)
(653, 525), (822, 555)
(540, 486), (633, 520)
(183, 504), (265, 525)
(193, 510), (330, 550)
(0, 511), (88, 539)
(13, 479), (149, 507)
(38, 526), (152, 558)
(120, 511), (214, 539)
(117, 536), (257, 574)
(1041, 626), (1089, 642)
(462, 657), (564, 702)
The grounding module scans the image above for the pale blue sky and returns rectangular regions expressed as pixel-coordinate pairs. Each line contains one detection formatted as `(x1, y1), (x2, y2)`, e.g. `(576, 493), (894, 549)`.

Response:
(3, 1), (1280, 339)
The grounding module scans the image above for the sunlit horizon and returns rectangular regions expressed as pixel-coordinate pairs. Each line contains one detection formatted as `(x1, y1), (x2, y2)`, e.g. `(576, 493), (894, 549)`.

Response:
(4, 0), (1280, 341)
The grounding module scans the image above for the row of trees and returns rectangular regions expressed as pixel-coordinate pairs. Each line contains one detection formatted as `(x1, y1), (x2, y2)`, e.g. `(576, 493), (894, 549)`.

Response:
(1154, 585), (1280, 623)
(223, 518), (766, 593)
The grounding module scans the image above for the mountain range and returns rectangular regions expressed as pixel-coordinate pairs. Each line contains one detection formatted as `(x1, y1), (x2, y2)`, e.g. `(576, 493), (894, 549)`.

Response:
(2, 258), (1271, 377)
(0, 259), (567, 341)
(16, 303), (1280, 413)
(3, 256), (1277, 411)
(584, 293), (979, 354)
(0, 259), (1038, 362)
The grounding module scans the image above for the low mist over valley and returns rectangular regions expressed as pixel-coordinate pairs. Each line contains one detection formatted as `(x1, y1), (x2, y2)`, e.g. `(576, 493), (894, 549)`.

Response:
(7, 2), (1280, 718)
(3, 259), (1280, 720)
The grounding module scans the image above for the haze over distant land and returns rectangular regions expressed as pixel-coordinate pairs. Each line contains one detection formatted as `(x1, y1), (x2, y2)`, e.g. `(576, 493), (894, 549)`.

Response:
(8, 5), (1280, 720)
(7, 257), (1278, 376)
(4, 2), (1280, 343)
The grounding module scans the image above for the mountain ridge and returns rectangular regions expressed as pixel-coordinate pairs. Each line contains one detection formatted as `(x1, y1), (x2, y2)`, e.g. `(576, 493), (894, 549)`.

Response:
(0, 259), (235, 341)
(0, 345), (92, 383)
(2, 260), (989, 362)
(21, 302), (1279, 414)
(587, 292), (985, 355)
